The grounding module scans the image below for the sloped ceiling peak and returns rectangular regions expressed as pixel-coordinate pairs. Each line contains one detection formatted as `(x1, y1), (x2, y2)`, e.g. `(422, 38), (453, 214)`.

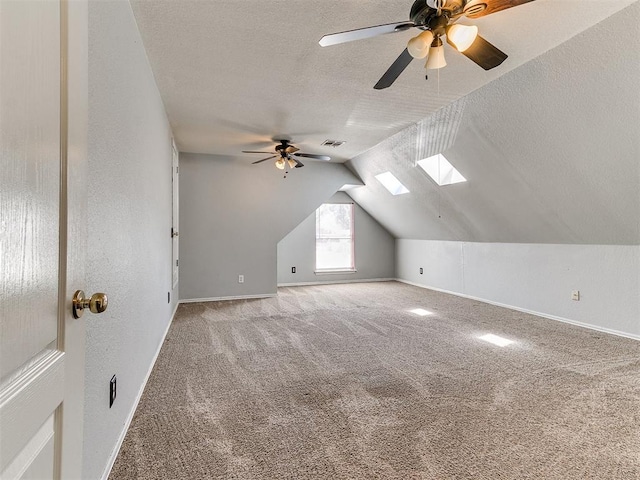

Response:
(130, 0), (636, 162)
(346, 2), (640, 245)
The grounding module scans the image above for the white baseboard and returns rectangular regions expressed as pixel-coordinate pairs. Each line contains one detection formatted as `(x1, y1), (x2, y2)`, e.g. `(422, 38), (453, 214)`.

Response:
(100, 300), (180, 480)
(179, 293), (277, 303)
(278, 278), (395, 287)
(396, 279), (640, 342)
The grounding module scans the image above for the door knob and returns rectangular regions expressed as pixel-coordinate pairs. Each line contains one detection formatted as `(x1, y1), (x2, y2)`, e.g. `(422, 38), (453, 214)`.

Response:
(72, 290), (108, 319)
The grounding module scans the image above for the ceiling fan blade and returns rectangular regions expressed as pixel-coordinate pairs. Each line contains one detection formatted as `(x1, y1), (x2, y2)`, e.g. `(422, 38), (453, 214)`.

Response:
(374, 48), (413, 90)
(293, 158), (304, 168)
(285, 146), (300, 154)
(464, 0), (535, 18)
(243, 150), (273, 154)
(452, 34), (507, 70)
(251, 155), (277, 165)
(319, 22), (414, 47)
(293, 153), (331, 161)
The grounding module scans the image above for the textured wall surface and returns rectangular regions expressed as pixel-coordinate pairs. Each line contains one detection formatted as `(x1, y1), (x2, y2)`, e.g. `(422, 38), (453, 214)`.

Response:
(179, 154), (362, 300)
(397, 239), (640, 338)
(85, 2), (177, 479)
(347, 3), (640, 245)
(277, 192), (395, 284)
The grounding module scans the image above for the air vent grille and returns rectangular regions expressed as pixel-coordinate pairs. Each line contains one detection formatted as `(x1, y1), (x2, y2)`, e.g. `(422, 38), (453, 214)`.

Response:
(464, 2), (487, 17)
(321, 140), (346, 147)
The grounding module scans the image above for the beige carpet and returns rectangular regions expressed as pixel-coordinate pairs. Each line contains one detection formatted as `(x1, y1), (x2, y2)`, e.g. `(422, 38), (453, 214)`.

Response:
(110, 282), (640, 479)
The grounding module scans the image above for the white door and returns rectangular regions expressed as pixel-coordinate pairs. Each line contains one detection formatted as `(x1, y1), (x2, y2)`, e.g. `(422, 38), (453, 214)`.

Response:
(0, 1), (88, 479)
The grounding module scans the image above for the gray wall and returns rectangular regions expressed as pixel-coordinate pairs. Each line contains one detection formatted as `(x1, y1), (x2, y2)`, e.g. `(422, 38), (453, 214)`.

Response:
(85, 2), (177, 478)
(179, 154), (361, 300)
(277, 192), (395, 284)
(396, 240), (640, 338)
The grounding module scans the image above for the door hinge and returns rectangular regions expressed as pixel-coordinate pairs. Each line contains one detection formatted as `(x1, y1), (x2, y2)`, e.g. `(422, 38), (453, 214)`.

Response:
(176, 259), (179, 267)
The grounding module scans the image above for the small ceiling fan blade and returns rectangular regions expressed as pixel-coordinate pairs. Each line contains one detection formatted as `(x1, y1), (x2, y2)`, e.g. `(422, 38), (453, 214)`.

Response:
(319, 22), (414, 47)
(452, 34), (507, 70)
(285, 146), (300, 154)
(251, 155), (277, 165)
(293, 158), (304, 168)
(464, 0), (535, 18)
(243, 150), (273, 154)
(293, 153), (331, 161)
(374, 48), (413, 90)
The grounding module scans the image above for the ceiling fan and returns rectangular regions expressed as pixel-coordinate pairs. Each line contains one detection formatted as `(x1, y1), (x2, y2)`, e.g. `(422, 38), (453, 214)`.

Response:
(319, 0), (535, 89)
(243, 139), (331, 172)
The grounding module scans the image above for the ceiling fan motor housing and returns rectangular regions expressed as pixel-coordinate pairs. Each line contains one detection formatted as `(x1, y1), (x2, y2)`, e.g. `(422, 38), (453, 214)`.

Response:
(411, 0), (465, 31)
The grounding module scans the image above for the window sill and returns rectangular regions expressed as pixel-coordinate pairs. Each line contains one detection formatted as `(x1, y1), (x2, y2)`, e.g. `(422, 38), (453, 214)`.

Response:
(314, 269), (357, 275)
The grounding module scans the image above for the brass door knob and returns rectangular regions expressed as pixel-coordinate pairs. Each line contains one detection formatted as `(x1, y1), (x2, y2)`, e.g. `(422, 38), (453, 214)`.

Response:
(72, 290), (108, 319)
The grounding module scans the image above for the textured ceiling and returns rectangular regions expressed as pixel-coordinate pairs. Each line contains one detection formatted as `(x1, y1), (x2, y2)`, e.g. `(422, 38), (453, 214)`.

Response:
(130, 0), (636, 163)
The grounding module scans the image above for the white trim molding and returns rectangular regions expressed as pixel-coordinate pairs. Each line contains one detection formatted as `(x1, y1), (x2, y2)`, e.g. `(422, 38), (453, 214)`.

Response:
(279, 278), (394, 287)
(396, 279), (640, 342)
(180, 293), (277, 304)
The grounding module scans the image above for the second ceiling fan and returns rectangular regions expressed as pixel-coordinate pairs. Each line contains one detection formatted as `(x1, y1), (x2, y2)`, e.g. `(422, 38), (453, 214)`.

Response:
(319, 0), (535, 89)
(243, 139), (331, 171)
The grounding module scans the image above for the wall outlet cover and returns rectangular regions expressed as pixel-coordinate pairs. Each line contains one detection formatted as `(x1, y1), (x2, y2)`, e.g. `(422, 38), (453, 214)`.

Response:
(571, 290), (580, 301)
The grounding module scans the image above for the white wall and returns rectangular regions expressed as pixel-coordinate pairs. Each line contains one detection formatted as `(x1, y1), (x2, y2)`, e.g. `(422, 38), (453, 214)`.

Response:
(179, 153), (362, 300)
(397, 240), (640, 338)
(85, 2), (177, 479)
(277, 192), (395, 284)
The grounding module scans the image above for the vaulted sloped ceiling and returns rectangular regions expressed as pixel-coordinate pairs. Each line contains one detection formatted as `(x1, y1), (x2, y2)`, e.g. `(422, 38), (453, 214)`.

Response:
(346, 2), (640, 245)
(130, 0), (636, 162)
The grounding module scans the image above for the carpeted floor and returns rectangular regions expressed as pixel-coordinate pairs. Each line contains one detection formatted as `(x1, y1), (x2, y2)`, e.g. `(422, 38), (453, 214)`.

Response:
(110, 281), (640, 479)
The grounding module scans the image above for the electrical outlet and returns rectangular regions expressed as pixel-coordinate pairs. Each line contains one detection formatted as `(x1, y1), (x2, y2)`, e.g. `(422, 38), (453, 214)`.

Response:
(292, 267), (296, 274)
(109, 375), (117, 408)
(238, 275), (244, 284)
(571, 290), (580, 301)
(419, 267), (423, 275)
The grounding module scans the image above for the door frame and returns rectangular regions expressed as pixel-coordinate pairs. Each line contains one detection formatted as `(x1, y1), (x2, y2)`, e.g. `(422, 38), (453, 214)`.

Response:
(171, 139), (179, 289)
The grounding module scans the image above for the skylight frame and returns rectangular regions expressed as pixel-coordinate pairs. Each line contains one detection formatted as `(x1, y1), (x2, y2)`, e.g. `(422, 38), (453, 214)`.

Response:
(417, 154), (467, 186)
(374, 171), (409, 196)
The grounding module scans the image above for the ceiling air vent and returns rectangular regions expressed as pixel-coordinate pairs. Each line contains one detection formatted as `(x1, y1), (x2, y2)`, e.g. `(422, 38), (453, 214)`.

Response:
(463, 2), (488, 18)
(321, 140), (346, 148)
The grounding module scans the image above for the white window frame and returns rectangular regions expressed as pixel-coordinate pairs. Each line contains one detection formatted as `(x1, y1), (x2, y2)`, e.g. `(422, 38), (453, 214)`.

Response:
(315, 203), (356, 274)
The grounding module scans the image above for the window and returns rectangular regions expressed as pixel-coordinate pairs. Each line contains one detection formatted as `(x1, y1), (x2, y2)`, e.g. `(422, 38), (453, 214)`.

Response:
(417, 154), (466, 186)
(375, 171), (409, 195)
(315, 203), (355, 272)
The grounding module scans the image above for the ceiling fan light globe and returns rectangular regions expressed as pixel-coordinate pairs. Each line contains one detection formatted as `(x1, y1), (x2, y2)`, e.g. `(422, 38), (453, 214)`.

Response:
(275, 158), (286, 170)
(447, 24), (478, 52)
(407, 30), (434, 59)
(287, 159), (296, 169)
(426, 44), (447, 69)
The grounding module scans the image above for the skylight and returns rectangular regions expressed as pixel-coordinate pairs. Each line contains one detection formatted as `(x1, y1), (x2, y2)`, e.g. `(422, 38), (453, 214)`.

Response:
(417, 154), (466, 186)
(375, 172), (409, 195)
